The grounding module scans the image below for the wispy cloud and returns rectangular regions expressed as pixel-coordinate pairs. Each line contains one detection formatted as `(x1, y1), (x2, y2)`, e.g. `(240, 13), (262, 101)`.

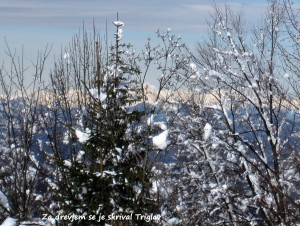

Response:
(0, 0), (266, 33)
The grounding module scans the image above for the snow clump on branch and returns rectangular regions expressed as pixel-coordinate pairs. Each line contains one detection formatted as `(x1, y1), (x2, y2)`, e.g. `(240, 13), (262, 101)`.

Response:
(153, 130), (168, 150)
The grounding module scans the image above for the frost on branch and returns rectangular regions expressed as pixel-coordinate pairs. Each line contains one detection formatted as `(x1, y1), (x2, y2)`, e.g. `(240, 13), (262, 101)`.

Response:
(63, 52), (70, 64)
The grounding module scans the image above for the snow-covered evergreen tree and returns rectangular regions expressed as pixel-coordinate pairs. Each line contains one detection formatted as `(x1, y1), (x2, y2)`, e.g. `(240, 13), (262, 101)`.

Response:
(46, 19), (161, 225)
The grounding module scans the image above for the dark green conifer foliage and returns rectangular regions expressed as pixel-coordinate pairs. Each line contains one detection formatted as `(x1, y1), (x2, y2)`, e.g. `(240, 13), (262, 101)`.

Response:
(54, 18), (158, 226)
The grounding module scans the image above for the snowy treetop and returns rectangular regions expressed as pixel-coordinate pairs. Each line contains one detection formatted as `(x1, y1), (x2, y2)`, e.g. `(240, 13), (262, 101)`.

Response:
(113, 21), (124, 27)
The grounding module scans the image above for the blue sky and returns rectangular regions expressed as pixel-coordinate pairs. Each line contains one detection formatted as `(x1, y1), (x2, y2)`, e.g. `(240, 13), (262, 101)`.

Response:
(0, 0), (267, 84)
